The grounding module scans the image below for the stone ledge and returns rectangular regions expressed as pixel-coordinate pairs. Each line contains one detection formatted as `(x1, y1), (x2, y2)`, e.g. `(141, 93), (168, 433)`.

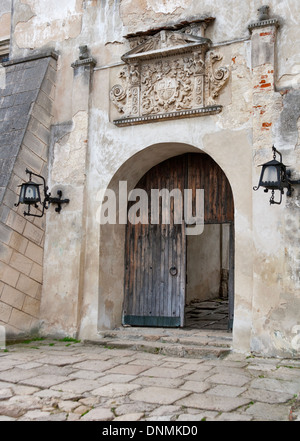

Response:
(113, 105), (222, 127)
(248, 18), (280, 31)
(71, 57), (97, 69)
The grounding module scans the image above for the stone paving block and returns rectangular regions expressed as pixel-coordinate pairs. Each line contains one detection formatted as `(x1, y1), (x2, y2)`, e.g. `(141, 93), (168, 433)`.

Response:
(6, 394), (43, 410)
(114, 402), (156, 416)
(181, 371), (213, 382)
(268, 367), (300, 380)
(207, 372), (251, 387)
(129, 386), (190, 405)
(80, 407), (114, 421)
(0, 402), (27, 418)
(176, 393), (251, 412)
(213, 412), (253, 421)
(21, 375), (68, 388)
(159, 361), (184, 369)
(105, 364), (152, 376)
(132, 375), (185, 389)
(17, 361), (43, 370)
(51, 379), (102, 394)
(0, 368), (37, 383)
(0, 388), (13, 400)
(127, 358), (162, 367)
(91, 382), (141, 398)
(241, 387), (294, 404)
(150, 405), (181, 417)
(79, 396), (100, 407)
(0, 360), (24, 371)
(72, 359), (117, 372)
(92, 373), (137, 386)
(73, 405), (90, 415)
(67, 412), (81, 421)
(33, 364), (75, 377)
(99, 349), (137, 358)
(179, 380), (211, 394)
(58, 400), (81, 413)
(206, 384), (247, 397)
(113, 413), (144, 421)
(177, 412), (218, 421)
(69, 369), (104, 380)
(144, 415), (174, 421)
(18, 410), (52, 421)
(250, 378), (300, 395)
(0, 415), (16, 421)
(141, 367), (193, 379)
(202, 359), (249, 368)
(38, 412), (68, 422)
(32, 389), (63, 399)
(38, 354), (83, 366)
(242, 402), (290, 421)
(12, 385), (40, 396)
(247, 363), (277, 372)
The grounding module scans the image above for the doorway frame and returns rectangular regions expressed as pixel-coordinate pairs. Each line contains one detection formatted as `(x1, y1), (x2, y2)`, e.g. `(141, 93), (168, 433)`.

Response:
(122, 152), (235, 330)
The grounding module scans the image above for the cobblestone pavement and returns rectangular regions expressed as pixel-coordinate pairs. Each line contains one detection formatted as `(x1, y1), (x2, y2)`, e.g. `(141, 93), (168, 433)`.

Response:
(0, 339), (300, 421)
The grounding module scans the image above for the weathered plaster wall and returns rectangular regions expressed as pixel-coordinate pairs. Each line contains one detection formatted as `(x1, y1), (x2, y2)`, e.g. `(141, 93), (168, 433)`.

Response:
(6, 1), (300, 357)
(0, 0), (11, 42)
(10, 1), (300, 118)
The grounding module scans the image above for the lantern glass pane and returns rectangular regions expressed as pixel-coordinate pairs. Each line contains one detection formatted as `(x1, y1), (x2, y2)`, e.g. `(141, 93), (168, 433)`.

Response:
(23, 183), (41, 204)
(19, 185), (26, 204)
(25, 185), (37, 200)
(262, 165), (278, 184)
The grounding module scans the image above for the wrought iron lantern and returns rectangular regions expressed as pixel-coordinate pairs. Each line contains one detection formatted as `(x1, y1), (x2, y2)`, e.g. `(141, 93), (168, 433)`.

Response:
(18, 179), (41, 206)
(253, 146), (300, 205)
(15, 169), (70, 217)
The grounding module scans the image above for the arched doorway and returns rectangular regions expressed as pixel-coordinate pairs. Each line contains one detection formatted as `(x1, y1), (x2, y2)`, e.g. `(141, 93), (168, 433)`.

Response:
(123, 153), (234, 330)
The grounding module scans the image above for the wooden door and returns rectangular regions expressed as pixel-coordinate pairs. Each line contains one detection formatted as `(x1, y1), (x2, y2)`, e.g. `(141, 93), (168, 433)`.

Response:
(123, 153), (234, 328)
(123, 156), (186, 327)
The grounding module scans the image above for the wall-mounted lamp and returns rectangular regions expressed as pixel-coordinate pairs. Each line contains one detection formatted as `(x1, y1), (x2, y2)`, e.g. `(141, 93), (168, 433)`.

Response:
(253, 146), (300, 205)
(15, 169), (70, 217)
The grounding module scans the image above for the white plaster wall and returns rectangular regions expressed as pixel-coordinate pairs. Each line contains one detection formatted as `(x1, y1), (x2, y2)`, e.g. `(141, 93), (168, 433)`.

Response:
(0, 0), (11, 41)
(186, 224), (222, 304)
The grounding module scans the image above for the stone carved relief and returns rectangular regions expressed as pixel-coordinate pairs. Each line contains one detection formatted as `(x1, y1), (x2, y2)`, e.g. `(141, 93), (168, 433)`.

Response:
(110, 26), (230, 126)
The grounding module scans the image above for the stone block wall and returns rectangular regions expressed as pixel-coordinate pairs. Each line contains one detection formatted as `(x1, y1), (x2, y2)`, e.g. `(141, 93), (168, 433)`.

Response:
(0, 54), (56, 338)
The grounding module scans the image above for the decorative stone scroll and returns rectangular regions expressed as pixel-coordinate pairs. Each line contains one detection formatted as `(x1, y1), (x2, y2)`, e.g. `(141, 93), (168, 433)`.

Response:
(110, 20), (230, 127)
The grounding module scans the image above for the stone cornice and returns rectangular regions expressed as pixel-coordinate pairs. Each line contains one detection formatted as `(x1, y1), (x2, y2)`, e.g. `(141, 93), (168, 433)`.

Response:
(71, 57), (97, 69)
(248, 18), (280, 32)
(113, 106), (222, 127)
(3, 50), (58, 66)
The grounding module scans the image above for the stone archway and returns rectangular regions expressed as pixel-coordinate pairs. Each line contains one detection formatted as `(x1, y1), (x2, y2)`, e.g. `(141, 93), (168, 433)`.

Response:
(98, 143), (235, 332)
(122, 152), (234, 330)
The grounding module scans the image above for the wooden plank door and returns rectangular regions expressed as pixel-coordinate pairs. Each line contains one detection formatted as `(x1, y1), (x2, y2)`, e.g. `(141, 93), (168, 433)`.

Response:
(187, 154), (234, 224)
(123, 156), (186, 327)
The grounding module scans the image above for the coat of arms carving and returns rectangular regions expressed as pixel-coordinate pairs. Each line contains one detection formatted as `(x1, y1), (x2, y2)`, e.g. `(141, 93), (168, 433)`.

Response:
(110, 18), (230, 126)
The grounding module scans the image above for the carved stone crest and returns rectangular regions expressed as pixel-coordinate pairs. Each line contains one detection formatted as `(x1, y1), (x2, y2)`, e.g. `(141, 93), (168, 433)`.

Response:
(110, 18), (230, 126)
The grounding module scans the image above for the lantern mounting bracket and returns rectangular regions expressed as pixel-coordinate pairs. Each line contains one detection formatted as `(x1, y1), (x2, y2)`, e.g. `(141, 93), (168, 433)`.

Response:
(15, 169), (70, 217)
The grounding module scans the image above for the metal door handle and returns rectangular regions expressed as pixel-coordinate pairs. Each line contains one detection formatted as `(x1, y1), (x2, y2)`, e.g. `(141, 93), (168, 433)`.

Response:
(169, 266), (178, 276)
